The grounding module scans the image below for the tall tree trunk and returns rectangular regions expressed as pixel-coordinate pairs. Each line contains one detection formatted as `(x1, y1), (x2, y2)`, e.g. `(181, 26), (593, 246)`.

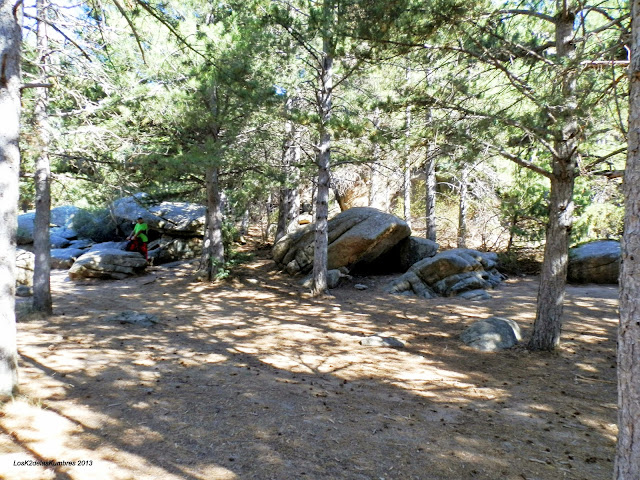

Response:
(403, 102), (412, 228)
(457, 164), (468, 248)
(312, 19), (333, 296)
(199, 165), (225, 281)
(615, 0), (640, 475)
(32, 0), (52, 314)
(0, 0), (22, 398)
(424, 143), (437, 242)
(528, 4), (579, 350)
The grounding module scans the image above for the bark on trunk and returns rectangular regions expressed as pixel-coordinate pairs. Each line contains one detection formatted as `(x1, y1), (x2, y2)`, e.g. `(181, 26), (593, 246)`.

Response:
(615, 1), (640, 475)
(0, 0), (22, 398)
(528, 4), (578, 350)
(528, 167), (575, 350)
(199, 165), (225, 281)
(424, 145), (437, 242)
(32, 0), (52, 314)
(311, 25), (333, 296)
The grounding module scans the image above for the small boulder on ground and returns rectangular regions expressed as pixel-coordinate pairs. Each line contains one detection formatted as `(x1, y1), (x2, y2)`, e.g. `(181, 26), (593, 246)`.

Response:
(105, 311), (159, 327)
(460, 317), (521, 352)
(568, 240), (620, 284)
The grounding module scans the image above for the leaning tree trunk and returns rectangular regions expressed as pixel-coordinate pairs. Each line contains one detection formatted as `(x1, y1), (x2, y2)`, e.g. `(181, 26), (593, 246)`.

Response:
(615, 0), (640, 475)
(528, 4), (579, 351)
(199, 165), (225, 281)
(32, 0), (52, 314)
(0, 0), (22, 398)
(311, 30), (333, 296)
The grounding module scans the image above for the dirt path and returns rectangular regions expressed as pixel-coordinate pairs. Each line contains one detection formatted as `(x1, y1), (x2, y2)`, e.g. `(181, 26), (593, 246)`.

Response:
(1, 246), (619, 480)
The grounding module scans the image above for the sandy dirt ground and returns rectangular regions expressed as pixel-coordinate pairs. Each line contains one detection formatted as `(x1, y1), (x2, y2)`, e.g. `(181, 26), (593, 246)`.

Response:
(0, 244), (619, 480)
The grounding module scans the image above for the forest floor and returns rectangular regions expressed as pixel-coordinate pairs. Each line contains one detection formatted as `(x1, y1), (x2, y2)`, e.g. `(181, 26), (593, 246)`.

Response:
(0, 239), (619, 480)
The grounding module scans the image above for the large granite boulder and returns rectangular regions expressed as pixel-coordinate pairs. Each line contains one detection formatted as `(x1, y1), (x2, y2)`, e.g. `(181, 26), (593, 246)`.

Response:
(568, 240), (620, 284)
(69, 243), (147, 280)
(16, 249), (35, 286)
(111, 194), (206, 236)
(17, 206), (81, 245)
(273, 207), (411, 275)
(385, 248), (504, 298)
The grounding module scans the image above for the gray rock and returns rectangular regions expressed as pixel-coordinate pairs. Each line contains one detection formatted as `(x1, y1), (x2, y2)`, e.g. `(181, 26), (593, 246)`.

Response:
(460, 317), (521, 352)
(51, 248), (86, 269)
(379, 236), (439, 272)
(386, 248), (503, 299)
(274, 207), (411, 274)
(105, 311), (159, 327)
(17, 213), (35, 245)
(112, 194), (206, 235)
(69, 247), (147, 280)
(301, 269), (343, 289)
(568, 240), (620, 284)
(16, 285), (33, 297)
(148, 236), (203, 264)
(458, 289), (492, 300)
(17, 206), (81, 245)
(68, 239), (93, 249)
(50, 205), (81, 229)
(354, 284), (368, 290)
(360, 335), (405, 348)
(16, 249), (35, 286)
(49, 234), (72, 249)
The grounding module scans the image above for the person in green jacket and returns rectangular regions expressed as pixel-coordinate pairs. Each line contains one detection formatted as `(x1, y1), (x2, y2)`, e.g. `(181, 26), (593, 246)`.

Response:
(126, 217), (149, 260)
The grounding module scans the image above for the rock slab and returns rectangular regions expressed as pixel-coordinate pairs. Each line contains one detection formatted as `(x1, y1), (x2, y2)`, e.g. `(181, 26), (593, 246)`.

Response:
(69, 245), (147, 280)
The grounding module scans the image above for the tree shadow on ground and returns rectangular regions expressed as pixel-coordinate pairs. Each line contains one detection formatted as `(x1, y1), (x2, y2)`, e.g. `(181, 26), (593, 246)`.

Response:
(2, 258), (618, 480)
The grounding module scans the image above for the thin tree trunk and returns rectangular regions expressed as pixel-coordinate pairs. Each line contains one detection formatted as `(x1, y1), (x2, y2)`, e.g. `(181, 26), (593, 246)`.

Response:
(457, 165), (469, 248)
(0, 0), (22, 398)
(528, 4), (579, 350)
(403, 103), (412, 228)
(32, 0), (52, 314)
(276, 100), (301, 242)
(199, 165), (225, 281)
(615, 0), (640, 475)
(312, 20), (333, 296)
(424, 144), (437, 242)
